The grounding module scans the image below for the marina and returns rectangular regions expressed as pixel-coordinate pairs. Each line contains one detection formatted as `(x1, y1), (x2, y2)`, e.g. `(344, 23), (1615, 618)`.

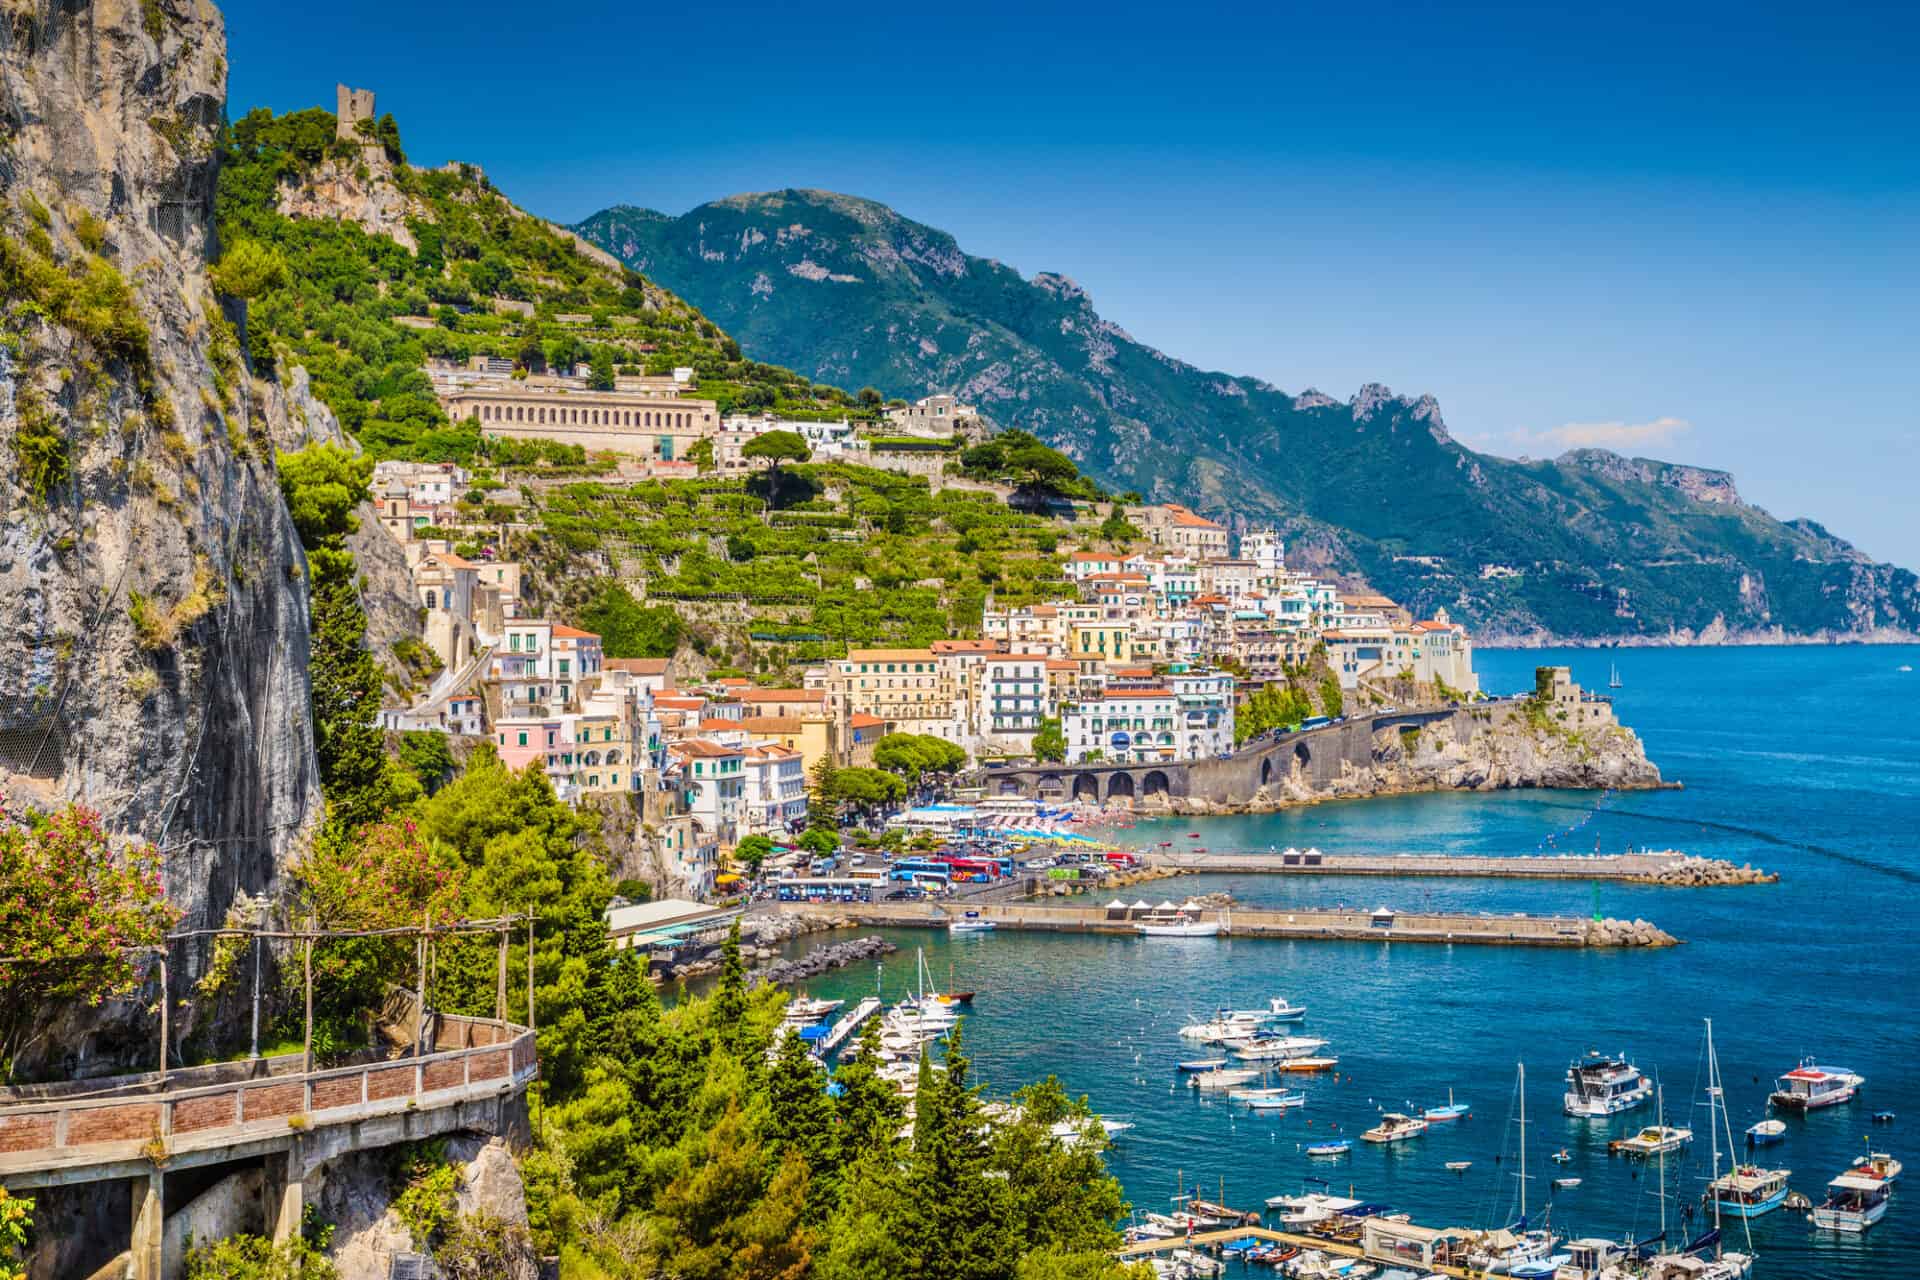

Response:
(745, 649), (1917, 1280)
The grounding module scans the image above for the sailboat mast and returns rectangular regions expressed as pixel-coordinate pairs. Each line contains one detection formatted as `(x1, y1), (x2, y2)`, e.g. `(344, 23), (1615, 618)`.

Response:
(1517, 1061), (1528, 1223)
(1656, 1082), (1667, 1239)
(1707, 1019), (1722, 1241)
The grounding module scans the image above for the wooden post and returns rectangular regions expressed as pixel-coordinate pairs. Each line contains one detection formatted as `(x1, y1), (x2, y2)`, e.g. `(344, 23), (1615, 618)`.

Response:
(495, 927), (508, 1022)
(156, 951), (169, 1086)
(525, 913), (535, 1032)
(302, 920), (314, 1075)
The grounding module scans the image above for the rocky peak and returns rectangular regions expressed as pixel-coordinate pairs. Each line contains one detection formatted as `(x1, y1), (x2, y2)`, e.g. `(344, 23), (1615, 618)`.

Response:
(1349, 382), (1397, 420)
(1559, 449), (1744, 506)
(1291, 387), (1339, 410)
(1031, 271), (1089, 304)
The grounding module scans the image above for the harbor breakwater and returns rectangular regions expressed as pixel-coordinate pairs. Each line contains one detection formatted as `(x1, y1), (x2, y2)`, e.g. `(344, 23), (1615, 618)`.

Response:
(797, 901), (1678, 948)
(1135, 849), (1775, 884)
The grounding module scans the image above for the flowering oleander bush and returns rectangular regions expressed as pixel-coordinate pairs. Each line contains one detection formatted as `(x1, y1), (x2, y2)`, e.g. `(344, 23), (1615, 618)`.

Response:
(0, 805), (180, 1077)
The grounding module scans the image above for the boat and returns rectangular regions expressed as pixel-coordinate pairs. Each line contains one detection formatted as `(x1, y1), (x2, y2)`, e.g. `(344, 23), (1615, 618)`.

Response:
(1553, 1237), (1630, 1280)
(1423, 1088), (1470, 1122)
(1234, 1036), (1330, 1061)
(1189, 1067), (1260, 1090)
(1177, 1014), (1264, 1041)
(1261, 996), (1308, 1022)
(1305, 1140), (1352, 1158)
(1264, 1190), (1364, 1224)
(1708, 1164), (1793, 1218)
(1609, 1125), (1693, 1158)
(1468, 1062), (1566, 1279)
(1553, 1178), (1581, 1190)
(1137, 919), (1220, 938)
(1360, 1112), (1429, 1144)
(1550, 1149), (1573, 1164)
(1743, 1119), (1784, 1146)
(1276, 1056), (1340, 1073)
(1563, 1050), (1653, 1117)
(1608, 663), (1622, 689)
(1768, 1058), (1864, 1111)
(947, 911), (995, 934)
(1178, 1057), (1229, 1072)
(1850, 1150), (1902, 1183)
(1811, 1170), (1891, 1232)
(1236, 1089), (1308, 1111)
(1446, 1161), (1473, 1172)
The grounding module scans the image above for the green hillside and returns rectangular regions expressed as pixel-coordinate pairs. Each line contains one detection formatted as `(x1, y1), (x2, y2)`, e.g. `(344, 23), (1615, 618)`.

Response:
(578, 191), (1920, 641)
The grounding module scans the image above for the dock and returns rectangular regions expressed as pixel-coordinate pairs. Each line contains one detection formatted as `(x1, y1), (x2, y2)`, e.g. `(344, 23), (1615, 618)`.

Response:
(1138, 849), (1771, 884)
(818, 996), (882, 1053)
(1116, 1224), (1481, 1279)
(798, 901), (1672, 947)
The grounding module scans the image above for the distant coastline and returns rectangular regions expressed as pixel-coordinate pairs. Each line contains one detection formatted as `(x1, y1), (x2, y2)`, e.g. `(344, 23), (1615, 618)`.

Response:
(1480, 628), (1920, 650)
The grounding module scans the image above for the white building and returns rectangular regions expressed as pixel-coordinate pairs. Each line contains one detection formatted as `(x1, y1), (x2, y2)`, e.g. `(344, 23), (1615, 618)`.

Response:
(742, 743), (808, 834)
(1169, 669), (1236, 759)
(1063, 688), (1179, 764)
(670, 739), (744, 854)
(975, 654), (1050, 751)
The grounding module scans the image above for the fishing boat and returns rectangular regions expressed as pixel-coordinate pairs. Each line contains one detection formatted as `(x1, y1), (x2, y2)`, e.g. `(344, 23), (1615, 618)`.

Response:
(1768, 1058), (1864, 1111)
(1188, 1066), (1260, 1090)
(1178, 1057), (1229, 1072)
(1423, 1088), (1470, 1122)
(1563, 1050), (1653, 1117)
(1136, 919), (1221, 938)
(1708, 1165), (1793, 1218)
(1811, 1169), (1891, 1231)
(1850, 1150), (1902, 1183)
(1361, 1112), (1429, 1144)
(1234, 1036), (1330, 1061)
(1276, 1056), (1340, 1073)
(947, 911), (995, 934)
(1609, 1125), (1693, 1158)
(1305, 1139), (1352, 1158)
(1554, 1237), (1630, 1280)
(1743, 1119), (1784, 1146)
(1260, 996), (1308, 1022)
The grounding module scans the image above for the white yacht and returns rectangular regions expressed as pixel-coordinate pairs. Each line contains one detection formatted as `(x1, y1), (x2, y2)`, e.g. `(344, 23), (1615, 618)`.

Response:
(1811, 1170), (1891, 1232)
(1563, 1051), (1653, 1117)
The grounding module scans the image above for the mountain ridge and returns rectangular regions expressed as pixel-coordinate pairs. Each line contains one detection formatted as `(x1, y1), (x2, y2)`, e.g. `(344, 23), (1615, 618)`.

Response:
(575, 189), (1920, 643)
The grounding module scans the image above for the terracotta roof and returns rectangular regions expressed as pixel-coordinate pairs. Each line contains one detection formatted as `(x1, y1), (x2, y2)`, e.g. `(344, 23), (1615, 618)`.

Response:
(606, 657), (669, 675)
(1192, 594), (1229, 605)
(931, 639), (1002, 654)
(1095, 688), (1172, 699)
(1170, 510), (1226, 530)
(848, 713), (886, 729)
(550, 624), (600, 640)
(715, 677), (752, 686)
(737, 687), (823, 703)
(1045, 660), (1079, 671)
(1110, 665), (1155, 676)
(669, 739), (742, 759)
(1067, 551), (1115, 562)
(738, 715), (803, 733)
(428, 552), (481, 570)
(745, 743), (800, 760)
(698, 718), (743, 733)
(654, 697), (706, 709)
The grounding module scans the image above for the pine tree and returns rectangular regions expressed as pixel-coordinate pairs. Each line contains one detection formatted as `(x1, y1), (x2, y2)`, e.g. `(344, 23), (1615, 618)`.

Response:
(764, 1030), (839, 1218)
(712, 920), (748, 1054)
(833, 1019), (904, 1158)
(308, 547), (416, 830)
(907, 1029), (1016, 1280)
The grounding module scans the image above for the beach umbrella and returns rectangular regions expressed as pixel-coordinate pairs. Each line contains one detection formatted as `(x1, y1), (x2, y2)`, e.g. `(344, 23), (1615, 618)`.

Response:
(1131, 900), (1153, 911)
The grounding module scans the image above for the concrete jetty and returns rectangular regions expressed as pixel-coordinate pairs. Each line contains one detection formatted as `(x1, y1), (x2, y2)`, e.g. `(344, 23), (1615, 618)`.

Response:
(819, 997), (883, 1054)
(795, 901), (1676, 948)
(1136, 849), (1774, 885)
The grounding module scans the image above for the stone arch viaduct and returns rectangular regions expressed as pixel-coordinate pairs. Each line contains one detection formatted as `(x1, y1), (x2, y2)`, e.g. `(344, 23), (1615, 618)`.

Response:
(983, 707), (1465, 807)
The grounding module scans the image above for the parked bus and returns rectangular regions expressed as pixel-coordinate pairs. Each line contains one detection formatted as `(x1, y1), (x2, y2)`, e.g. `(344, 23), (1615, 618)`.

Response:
(888, 858), (953, 889)
(774, 877), (876, 904)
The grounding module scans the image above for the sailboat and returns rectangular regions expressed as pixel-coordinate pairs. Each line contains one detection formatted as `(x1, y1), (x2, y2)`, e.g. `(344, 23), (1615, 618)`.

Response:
(1641, 1021), (1757, 1278)
(1608, 663), (1623, 689)
(1469, 1062), (1567, 1277)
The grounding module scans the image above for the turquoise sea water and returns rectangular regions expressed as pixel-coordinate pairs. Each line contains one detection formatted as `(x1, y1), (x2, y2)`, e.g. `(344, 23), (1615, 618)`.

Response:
(782, 646), (1920, 1278)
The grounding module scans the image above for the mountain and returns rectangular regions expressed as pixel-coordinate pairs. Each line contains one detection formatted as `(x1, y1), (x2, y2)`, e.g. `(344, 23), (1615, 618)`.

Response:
(576, 191), (1920, 643)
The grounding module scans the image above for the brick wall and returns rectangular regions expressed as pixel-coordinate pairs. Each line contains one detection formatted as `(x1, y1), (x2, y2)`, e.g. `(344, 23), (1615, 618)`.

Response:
(422, 1059), (463, 1093)
(171, 1094), (238, 1134)
(0, 1113), (55, 1153)
(65, 1102), (160, 1146)
(366, 1066), (415, 1101)
(241, 1082), (304, 1123)
(468, 1050), (508, 1082)
(311, 1075), (363, 1111)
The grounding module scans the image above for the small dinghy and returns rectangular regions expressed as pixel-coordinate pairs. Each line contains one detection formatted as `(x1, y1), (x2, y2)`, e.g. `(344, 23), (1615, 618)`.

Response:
(1178, 1058), (1229, 1072)
(1746, 1118), (1786, 1146)
(1554, 1177), (1582, 1189)
(1305, 1139), (1351, 1157)
(1445, 1161), (1472, 1172)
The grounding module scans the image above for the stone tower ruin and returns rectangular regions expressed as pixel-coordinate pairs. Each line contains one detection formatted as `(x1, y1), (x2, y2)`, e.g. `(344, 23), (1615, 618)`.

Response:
(335, 84), (377, 141)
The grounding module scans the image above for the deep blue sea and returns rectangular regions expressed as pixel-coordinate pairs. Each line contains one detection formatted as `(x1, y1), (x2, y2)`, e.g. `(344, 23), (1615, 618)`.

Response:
(782, 646), (1920, 1279)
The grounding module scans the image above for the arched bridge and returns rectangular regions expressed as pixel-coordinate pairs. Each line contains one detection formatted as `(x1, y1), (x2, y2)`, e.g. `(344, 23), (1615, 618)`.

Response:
(983, 707), (1461, 807)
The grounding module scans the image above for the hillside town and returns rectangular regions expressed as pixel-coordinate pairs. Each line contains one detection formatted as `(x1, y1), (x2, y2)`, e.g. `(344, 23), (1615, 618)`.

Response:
(371, 382), (1482, 896)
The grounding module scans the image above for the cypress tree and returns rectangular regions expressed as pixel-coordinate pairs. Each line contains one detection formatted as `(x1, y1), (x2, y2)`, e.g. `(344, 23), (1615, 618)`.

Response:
(765, 1029), (839, 1215)
(712, 920), (748, 1053)
(907, 1029), (1016, 1280)
(833, 1019), (904, 1158)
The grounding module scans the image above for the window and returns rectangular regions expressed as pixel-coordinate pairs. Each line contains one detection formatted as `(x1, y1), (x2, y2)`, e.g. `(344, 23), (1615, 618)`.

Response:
(517, 732), (528, 747)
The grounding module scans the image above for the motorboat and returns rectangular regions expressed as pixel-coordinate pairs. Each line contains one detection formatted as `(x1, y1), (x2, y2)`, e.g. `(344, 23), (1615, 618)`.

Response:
(1811, 1169), (1891, 1231)
(1445, 1161), (1472, 1172)
(784, 995), (843, 1021)
(1260, 996), (1307, 1021)
(1178, 1013), (1267, 1041)
(1768, 1059), (1864, 1111)
(1276, 1056), (1340, 1073)
(1234, 1036), (1330, 1061)
(1361, 1112), (1429, 1144)
(1178, 1057), (1229, 1072)
(1550, 1149), (1573, 1164)
(1743, 1119), (1785, 1146)
(1552, 1238), (1628, 1280)
(1233, 1088), (1307, 1111)
(1048, 1115), (1134, 1146)
(1188, 1067), (1260, 1090)
(1608, 1125), (1692, 1158)
(1850, 1151), (1902, 1183)
(1305, 1139), (1351, 1157)
(1563, 1050), (1653, 1117)
(1468, 1228), (1564, 1276)
(947, 911), (996, 934)
(1137, 919), (1220, 938)
(1553, 1177), (1581, 1189)
(1708, 1164), (1792, 1218)
(1423, 1088), (1470, 1122)
(1264, 1190), (1364, 1225)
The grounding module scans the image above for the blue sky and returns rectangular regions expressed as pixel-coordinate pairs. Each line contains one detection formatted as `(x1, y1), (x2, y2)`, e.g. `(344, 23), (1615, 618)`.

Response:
(225, 0), (1919, 567)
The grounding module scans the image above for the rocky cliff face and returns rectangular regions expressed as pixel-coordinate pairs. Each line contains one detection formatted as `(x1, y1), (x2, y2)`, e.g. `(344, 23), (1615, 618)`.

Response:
(1, 0), (326, 1067)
